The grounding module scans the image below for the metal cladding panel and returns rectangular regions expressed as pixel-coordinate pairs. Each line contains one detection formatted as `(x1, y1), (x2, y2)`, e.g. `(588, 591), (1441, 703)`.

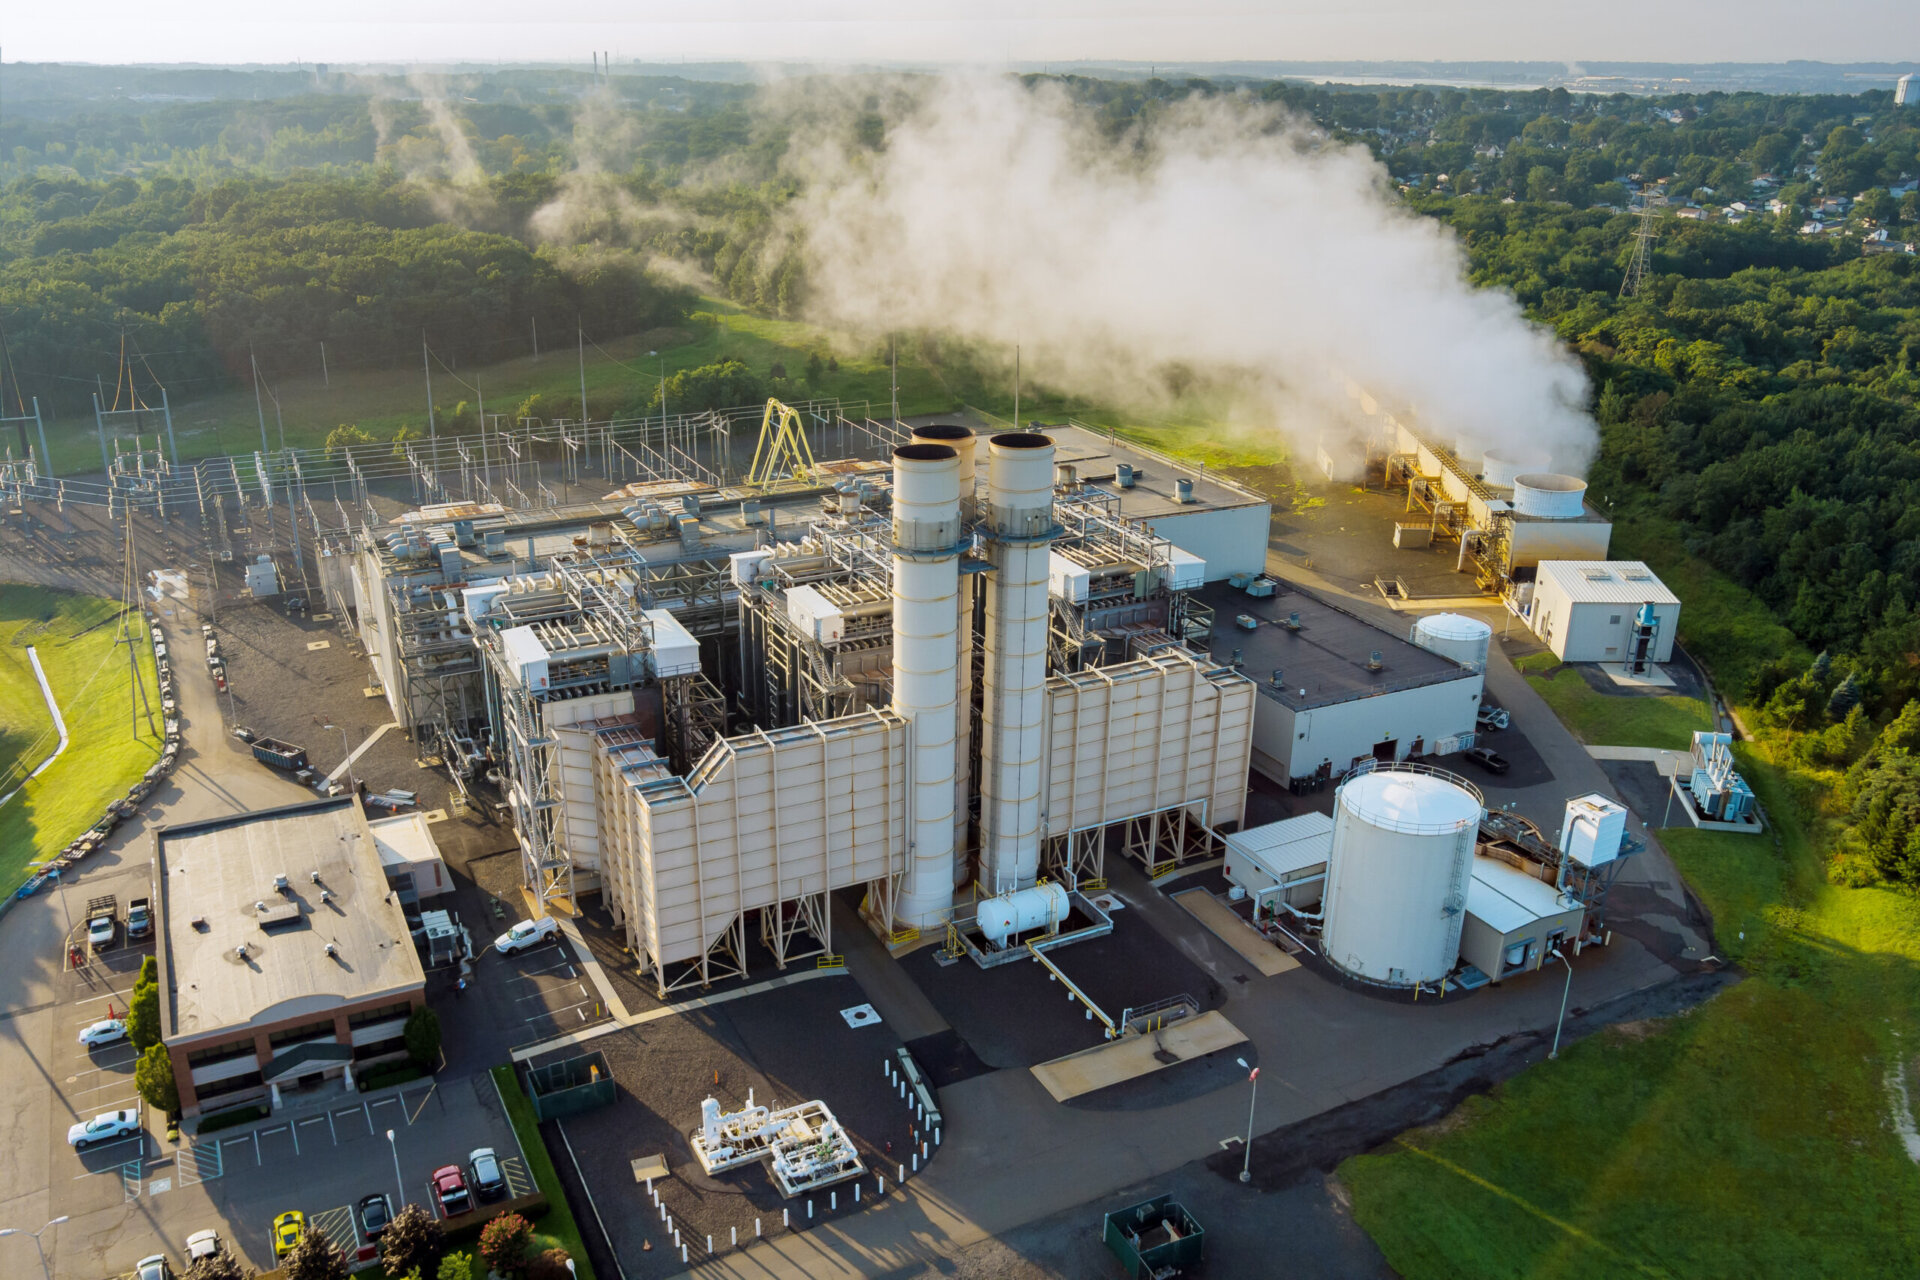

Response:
(1505, 518), (1612, 570)
(785, 584), (846, 645)
(499, 624), (551, 691)
(1322, 771), (1480, 986)
(1156, 547), (1207, 592)
(642, 608), (702, 677)
(1042, 652), (1254, 836)
(1048, 552), (1092, 605)
(594, 713), (907, 973)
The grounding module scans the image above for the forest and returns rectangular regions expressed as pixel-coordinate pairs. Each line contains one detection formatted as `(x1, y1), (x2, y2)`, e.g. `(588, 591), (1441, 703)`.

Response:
(3, 66), (1920, 884)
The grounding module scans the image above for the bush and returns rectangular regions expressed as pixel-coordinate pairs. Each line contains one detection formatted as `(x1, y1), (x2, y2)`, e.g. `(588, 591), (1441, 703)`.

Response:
(380, 1202), (444, 1280)
(135, 1043), (179, 1115)
(525, 1248), (573, 1280)
(182, 1247), (251, 1280)
(358, 1061), (427, 1093)
(643, 359), (764, 416)
(438, 1251), (475, 1280)
(404, 1005), (441, 1067)
(195, 1104), (268, 1134)
(280, 1230), (347, 1280)
(478, 1213), (532, 1277)
(128, 959), (161, 1052)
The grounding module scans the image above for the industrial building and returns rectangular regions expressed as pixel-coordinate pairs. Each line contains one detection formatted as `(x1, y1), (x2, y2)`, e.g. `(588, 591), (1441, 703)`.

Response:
(1373, 415), (1614, 591)
(1223, 769), (1634, 991)
(1524, 560), (1680, 669)
(338, 410), (1265, 994)
(1202, 578), (1487, 789)
(153, 797), (427, 1118)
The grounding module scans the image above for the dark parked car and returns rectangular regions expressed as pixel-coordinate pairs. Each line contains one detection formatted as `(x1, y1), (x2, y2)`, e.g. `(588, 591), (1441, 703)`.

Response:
(1465, 746), (1511, 775)
(469, 1147), (506, 1201)
(357, 1193), (392, 1241)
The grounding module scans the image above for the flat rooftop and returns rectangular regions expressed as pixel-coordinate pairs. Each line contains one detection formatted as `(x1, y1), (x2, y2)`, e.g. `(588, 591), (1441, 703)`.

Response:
(156, 797), (425, 1042)
(1536, 560), (1679, 606)
(1468, 856), (1583, 934)
(1195, 579), (1473, 712)
(1038, 424), (1268, 519)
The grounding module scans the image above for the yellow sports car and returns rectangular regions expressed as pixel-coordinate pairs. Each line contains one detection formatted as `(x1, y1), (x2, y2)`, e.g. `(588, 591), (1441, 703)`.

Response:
(272, 1210), (305, 1259)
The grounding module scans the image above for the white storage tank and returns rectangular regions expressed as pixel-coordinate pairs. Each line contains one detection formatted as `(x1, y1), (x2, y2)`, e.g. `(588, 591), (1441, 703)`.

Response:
(1482, 448), (1550, 489)
(1511, 473), (1589, 519)
(1322, 765), (1482, 987)
(977, 883), (1069, 949)
(1410, 613), (1493, 671)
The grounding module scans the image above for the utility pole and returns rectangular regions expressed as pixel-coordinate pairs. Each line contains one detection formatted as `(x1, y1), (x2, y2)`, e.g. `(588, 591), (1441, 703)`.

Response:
(422, 333), (437, 444)
(530, 315), (539, 359)
(320, 341), (330, 389)
(250, 348), (270, 456)
(1012, 344), (1020, 432)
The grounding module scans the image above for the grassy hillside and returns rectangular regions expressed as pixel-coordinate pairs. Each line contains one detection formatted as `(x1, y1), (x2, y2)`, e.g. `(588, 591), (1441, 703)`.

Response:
(0, 587), (163, 890)
(1339, 548), (1920, 1278)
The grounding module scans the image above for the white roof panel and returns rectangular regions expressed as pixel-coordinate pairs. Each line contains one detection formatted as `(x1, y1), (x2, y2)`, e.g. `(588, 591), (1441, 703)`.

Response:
(1535, 560), (1680, 607)
(1224, 812), (1334, 878)
(1467, 857), (1581, 937)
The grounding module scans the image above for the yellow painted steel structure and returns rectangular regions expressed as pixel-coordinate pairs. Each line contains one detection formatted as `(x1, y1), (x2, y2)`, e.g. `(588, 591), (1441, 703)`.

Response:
(746, 398), (819, 490)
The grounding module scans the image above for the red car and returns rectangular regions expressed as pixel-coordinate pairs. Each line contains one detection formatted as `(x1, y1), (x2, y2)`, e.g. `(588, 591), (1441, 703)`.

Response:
(430, 1165), (472, 1217)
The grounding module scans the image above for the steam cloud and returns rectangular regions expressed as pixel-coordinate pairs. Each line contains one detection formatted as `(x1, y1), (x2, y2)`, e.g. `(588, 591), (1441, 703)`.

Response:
(794, 76), (1597, 475)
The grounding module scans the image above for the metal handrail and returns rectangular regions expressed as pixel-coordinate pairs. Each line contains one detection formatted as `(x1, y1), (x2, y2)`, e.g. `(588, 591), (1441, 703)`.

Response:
(1335, 759), (1483, 834)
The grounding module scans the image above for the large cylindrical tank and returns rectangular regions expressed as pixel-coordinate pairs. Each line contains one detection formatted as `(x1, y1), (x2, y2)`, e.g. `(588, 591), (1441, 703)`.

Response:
(977, 883), (1069, 949)
(891, 442), (963, 929)
(981, 432), (1057, 895)
(910, 423), (977, 502)
(1482, 448), (1550, 489)
(1322, 766), (1482, 987)
(1410, 613), (1493, 671)
(1511, 473), (1588, 519)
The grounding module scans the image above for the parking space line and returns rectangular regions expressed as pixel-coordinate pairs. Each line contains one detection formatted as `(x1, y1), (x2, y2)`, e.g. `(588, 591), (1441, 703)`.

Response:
(405, 1084), (437, 1125)
(500, 1154), (535, 1199)
(312, 1205), (358, 1256)
(504, 959), (576, 982)
(298, 1115), (331, 1149)
(121, 1160), (143, 1202)
(179, 1139), (223, 1185)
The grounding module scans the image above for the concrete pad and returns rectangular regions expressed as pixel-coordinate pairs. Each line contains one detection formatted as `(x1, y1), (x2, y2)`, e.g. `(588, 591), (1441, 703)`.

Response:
(1170, 889), (1297, 977)
(1598, 662), (1677, 688)
(1030, 1011), (1248, 1103)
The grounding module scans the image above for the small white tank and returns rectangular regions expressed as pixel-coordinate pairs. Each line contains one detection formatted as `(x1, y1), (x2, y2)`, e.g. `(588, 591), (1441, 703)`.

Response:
(1322, 766), (1482, 987)
(1410, 613), (1493, 670)
(1511, 473), (1588, 519)
(977, 883), (1069, 949)
(1482, 448), (1550, 489)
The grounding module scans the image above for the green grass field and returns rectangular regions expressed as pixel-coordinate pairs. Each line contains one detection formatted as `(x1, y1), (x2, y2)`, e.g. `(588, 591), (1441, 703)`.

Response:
(1341, 549), (1920, 1278)
(1512, 651), (1714, 750)
(0, 586), (163, 891)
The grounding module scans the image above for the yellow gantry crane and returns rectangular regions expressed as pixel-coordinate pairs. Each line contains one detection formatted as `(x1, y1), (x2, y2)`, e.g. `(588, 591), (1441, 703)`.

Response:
(745, 398), (818, 490)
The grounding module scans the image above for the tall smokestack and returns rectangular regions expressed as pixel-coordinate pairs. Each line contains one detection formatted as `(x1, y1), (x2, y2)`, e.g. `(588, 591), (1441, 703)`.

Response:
(909, 424), (979, 886)
(891, 442), (963, 928)
(980, 431), (1056, 895)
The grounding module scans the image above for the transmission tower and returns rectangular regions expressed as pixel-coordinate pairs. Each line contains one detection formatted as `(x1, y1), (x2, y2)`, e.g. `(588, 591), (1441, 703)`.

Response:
(1619, 195), (1664, 299)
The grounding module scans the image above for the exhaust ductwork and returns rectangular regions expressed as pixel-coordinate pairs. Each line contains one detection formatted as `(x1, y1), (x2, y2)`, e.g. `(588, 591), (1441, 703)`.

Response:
(909, 424), (979, 885)
(890, 442), (964, 928)
(980, 432), (1057, 894)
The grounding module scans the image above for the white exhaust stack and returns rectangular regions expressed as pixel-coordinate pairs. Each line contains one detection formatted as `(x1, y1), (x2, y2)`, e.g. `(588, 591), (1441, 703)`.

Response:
(909, 423), (979, 887)
(891, 442), (963, 928)
(980, 431), (1057, 895)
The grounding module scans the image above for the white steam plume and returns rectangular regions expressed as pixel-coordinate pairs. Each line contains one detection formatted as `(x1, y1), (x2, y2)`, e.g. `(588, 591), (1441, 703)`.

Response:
(794, 76), (1596, 475)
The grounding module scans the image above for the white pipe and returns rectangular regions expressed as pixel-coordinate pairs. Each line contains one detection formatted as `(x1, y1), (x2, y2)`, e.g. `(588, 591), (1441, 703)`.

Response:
(910, 424), (979, 885)
(980, 432), (1056, 894)
(891, 442), (963, 928)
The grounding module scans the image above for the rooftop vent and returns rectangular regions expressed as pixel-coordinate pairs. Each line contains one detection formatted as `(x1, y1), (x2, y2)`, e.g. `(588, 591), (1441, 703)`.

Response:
(273, 874), (290, 893)
(190, 915), (208, 932)
(1230, 647), (1244, 667)
(1269, 668), (1284, 687)
(324, 943), (339, 958)
(1114, 462), (1136, 489)
(1367, 650), (1384, 671)
(1284, 612), (1303, 631)
(309, 870), (322, 885)
(1174, 478), (1195, 504)
(233, 945), (249, 960)
(320, 889), (334, 904)
(1236, 614), (1259, 631)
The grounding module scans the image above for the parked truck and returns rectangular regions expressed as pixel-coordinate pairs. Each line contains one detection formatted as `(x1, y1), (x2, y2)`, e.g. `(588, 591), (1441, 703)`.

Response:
(85, 895), (117, 949)
(126, 894), (153, 941)
(251, 737), (308, 771)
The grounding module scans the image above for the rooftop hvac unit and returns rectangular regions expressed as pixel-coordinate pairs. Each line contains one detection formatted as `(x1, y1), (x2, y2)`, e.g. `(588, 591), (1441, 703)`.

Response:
(1174, 477), (1195, 504)
(1114, 462), (1136, 489)
(1283, 612), (1302, 631)
(1235, 614), (1259, 631)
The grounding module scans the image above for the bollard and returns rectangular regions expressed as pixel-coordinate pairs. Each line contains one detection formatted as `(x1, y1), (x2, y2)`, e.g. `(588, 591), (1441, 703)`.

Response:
(756, 1218), (762, 1237)
(808, 1199), (815, 1220)
(731, 1227), (737, 1246)
(831, 1191), (837, 1210)
(898, 1163), (904, 1182)
(681, 1244), (687, 1264)
(855, 1184), (861, 1203)
(936, 1126), (941, 1144)
(879, 1175), (886, 1194)
(899, 1079), (906, 1098)
(922, 1142), (928, 1160)
(913, 1153), (919, 1172)
(707, 1235), (712, 1254)
(783, 1208), (790, 1228)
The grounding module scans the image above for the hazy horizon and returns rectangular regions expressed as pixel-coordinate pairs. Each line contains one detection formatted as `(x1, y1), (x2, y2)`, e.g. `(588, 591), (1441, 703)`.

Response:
(5, 1), (1915, 70)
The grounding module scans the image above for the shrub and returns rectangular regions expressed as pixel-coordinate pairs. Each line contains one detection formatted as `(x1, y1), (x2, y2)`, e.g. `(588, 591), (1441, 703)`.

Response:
(478, 1213), (532, 1277)
(438, 1251), (475, 1280)
(404, 1005), (441, 1067)
(525, 1248), (573, 1280)
(280, 1231), (347, 1280)
(195, 1104), (267, 1134)
(182, 1247), (251, 1280)
(380, 1202), (444, 1280)
(135, 1043), (179, 1115)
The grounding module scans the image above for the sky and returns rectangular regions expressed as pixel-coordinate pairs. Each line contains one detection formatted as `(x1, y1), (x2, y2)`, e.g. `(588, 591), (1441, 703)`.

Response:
(3, 0), (1914, 68)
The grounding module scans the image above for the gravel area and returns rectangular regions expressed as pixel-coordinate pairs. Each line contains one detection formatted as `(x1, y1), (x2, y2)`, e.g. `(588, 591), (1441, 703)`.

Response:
(534, 972), (928, 1280)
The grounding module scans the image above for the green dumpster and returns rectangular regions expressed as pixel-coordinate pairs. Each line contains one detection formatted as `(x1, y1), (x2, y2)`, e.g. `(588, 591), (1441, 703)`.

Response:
(1102, 1194), (1205, 1278)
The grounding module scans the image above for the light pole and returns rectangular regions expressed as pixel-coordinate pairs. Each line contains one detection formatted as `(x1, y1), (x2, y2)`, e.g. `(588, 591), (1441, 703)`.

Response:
(1659, 751), (1682, 828)
(1547, 948), (1574, 1060)
(387, 1128), (407, 1208)
(0, 1215), (70, 1280)
(1234, 1057), (1259, 1184)
(324, 722), (353, 793)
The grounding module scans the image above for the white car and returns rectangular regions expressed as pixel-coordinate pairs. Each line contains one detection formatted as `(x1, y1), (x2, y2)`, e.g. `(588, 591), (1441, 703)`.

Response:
(185, 1229), (221, 1261)
(68, 1108), (140, 1150)
(87, 915), (115, 947)
(135, 1255), (172, 1280)
(493, 917), (559, 954)
(77, 1018), (128, 1048)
